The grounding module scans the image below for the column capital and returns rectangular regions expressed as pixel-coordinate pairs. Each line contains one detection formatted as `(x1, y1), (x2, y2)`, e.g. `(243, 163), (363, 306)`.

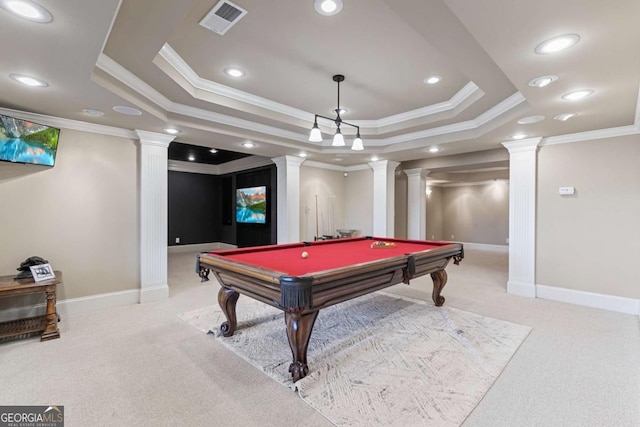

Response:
(403, 168), (431, 179)
(135, 130), (175, 148)
(502, 137), (542, 154)
(271, 155), (306, 169)
(368, 160), (400, 172)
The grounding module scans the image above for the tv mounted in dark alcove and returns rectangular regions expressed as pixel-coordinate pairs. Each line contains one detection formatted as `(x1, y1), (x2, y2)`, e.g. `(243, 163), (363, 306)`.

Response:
(236, 186), (267, 224)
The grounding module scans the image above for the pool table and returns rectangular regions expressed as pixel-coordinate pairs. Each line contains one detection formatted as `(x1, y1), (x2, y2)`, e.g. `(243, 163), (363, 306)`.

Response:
(197, 236), (464, 381)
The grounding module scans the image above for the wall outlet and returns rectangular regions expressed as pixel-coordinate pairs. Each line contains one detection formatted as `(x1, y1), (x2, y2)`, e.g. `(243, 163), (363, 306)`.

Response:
(431, 235), (435, 239)
(506, 238), (509, 244)
(450, 234), (454, 239)
(175, 237), (180, 244)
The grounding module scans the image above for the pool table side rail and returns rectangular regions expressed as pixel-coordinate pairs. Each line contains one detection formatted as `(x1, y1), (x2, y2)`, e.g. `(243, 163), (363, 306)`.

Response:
(199, 242), (463, 312)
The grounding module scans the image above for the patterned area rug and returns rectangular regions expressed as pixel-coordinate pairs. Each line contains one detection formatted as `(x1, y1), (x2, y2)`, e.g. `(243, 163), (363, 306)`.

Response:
(180, 292), (531, 426)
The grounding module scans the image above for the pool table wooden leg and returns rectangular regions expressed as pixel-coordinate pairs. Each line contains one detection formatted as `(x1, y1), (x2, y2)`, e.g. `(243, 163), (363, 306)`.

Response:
(285, 309), (320, 382)
(431, 269), (448, 306)
(218, 287), (239, 337)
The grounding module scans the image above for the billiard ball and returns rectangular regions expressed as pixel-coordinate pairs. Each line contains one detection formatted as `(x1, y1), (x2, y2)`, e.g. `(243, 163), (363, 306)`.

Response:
(301, 251), (308, 259)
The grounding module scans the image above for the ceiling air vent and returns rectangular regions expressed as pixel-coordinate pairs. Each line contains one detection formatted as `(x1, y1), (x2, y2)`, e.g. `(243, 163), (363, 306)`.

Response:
(199, 0), (247, 35)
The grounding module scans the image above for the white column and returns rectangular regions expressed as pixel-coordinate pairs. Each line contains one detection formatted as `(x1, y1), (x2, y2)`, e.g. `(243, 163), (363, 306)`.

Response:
(368, 160), (400, 237)
(272, 155), (306, 244)
(136, 130), (175, 303)
(404, 168), (429, 240)
(502, 138), (541, 298)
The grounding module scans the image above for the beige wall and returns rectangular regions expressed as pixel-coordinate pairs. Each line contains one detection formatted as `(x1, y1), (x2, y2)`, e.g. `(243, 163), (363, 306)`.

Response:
(345, 168), (373, 236)
(426, 185), (443, 240)
(0, 129), (139, 303)
(394, 173), (407, 238)
(441, 182), (509, 245)
(299, 165), (347, 240)
(536, 135), (640, 299)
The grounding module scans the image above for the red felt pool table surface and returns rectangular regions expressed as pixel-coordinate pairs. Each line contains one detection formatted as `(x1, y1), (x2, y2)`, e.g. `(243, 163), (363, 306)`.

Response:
(208, 237), (449, 277)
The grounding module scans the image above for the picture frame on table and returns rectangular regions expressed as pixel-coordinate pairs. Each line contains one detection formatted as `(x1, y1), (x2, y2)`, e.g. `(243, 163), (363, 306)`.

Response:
(30, 264), (55, 282)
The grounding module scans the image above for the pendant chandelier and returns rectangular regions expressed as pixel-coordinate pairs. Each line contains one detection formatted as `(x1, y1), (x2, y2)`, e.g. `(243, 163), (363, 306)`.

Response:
(308, 74), (364, 150)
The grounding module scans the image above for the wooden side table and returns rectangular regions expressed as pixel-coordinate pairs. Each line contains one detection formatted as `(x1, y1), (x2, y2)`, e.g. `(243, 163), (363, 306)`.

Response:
(0, 271), (62, 341)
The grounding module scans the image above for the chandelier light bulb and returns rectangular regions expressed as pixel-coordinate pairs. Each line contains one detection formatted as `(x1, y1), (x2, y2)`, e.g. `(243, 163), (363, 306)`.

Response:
(332, 128), (345, 146)
(351, 134), (364, 151)
(309, 120), (323, 142)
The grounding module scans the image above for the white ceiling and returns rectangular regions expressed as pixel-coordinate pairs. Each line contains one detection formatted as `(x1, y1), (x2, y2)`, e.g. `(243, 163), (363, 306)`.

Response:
(1, 0), (639, 171)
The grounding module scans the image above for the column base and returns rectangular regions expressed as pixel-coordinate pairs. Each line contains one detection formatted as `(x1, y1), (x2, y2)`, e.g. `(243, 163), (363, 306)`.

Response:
(140, 284), (169, 303)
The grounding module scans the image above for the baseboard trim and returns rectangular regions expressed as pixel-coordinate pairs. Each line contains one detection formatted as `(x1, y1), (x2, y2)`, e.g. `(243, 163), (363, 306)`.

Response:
(460, 242), (509, 252)
(168, 242), (237, 253)
(140, 285), (169, 303)
(536, 284), (640, 315)
(0, 289), (140, 322)
(507, 280), (536, 298)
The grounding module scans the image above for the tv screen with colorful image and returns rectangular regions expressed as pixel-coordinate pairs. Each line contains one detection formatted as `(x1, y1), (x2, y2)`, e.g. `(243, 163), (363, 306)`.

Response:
(0, 113), (60, 167)
(236, 186), (267, 224)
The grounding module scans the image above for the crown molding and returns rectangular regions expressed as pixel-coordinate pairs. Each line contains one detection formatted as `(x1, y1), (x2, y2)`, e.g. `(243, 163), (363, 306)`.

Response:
(353, 82), (483, 128)
(97, 54), (172, 110)
(159, 43), (484, 128)
(217, 155), (274, 175)
(97, 53), (310, 144)
(170, 103), (307, 142)
(159, 44), (313, 122)
(168, 159), (220, 175)
(168, 156), (274, 176)
(299, 160), (371, 172)
(94, 54), (528, 150)
(441, 179), (509, 187)
(540, 125), (640, 146)
(0, 107), (136, 139)
(375, 92), (526, 146)
(302, 160), (347, 171)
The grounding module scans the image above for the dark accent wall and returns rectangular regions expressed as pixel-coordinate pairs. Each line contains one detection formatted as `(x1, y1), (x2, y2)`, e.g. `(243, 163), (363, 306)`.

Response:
(168, 171), (221, 245)
(168, 165), (277, 248)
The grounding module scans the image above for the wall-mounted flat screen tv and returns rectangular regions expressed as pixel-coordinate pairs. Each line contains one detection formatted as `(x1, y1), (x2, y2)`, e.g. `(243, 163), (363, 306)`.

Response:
(0, 113), (60, 167)
(236, 186), (267, 224)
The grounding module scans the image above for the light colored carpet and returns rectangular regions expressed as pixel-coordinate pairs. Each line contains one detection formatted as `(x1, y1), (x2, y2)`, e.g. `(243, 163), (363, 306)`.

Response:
(180, 292), (531, 427)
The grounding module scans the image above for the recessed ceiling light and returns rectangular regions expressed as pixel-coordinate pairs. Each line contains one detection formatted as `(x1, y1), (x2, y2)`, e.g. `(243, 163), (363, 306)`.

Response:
(209, 148), (218, 154)
(9, 73), (48, 87)
(82, 108), (104, 117)
(554, 113), (577, 121)
(224, 67), (245, 78)
(314, 0), (343, 16)
(423, 75), (442, 85)
(528, 75), (558, 88)
(164, 127), (181, 135)
(0, 0), (52, 23)
(334, 108), (348, 115)
(535, 34), (580, 54)
(113, 106), (142, 115)
(370, 155), (379, 161)
(299, 152), (307, 158)
(517, 115), (545, 124)
(512, 133), (527, 140)
(242, 142), (255, 148)
(562, 90), (593, 101)
(428, 147), (440, 153)
(188, 155), (195, 162)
